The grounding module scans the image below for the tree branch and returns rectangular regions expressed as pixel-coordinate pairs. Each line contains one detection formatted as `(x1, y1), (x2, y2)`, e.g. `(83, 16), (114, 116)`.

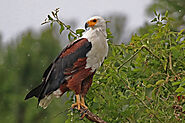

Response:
(75, 107), (107, 123)
(118, 45), (161, 71)
(41, 8), (79, 38)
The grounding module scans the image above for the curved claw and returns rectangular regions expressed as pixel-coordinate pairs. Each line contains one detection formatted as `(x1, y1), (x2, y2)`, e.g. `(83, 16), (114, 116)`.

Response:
(81, 103), (88, 109)
(71, 95), (88, 110)
(71, 102), (88, 110)
(72, 102), (81, 110)
(80, 109), (88, 119)
(81, 96), (88, 109)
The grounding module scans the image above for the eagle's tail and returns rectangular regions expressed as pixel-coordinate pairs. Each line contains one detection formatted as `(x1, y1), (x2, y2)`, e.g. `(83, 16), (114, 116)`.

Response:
(25, 83), (63, 109)
(24, 83), (43, 100)
(38, 94), (53, 109)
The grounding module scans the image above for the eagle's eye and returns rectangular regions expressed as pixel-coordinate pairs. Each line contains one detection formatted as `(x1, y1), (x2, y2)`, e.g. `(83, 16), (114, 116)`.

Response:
(92, 19), (97, 22)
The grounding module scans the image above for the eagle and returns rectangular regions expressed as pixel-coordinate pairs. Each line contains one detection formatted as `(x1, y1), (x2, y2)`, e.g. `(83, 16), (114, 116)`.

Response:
(25, 16), (108, 110)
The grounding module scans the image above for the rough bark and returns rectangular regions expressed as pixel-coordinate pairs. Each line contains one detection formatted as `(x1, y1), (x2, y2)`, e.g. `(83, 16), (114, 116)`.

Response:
(78, 107), (107, 123)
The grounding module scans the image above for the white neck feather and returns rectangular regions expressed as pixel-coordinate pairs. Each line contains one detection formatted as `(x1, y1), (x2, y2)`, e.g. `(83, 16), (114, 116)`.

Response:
(83, 27), (107, 39)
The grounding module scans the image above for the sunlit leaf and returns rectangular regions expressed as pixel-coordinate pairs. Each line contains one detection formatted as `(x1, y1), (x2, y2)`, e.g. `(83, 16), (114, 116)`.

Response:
(154, 10), (157, 16)
(59, 24), (65, 34)
(48, 15), (53, 20)
(175, 87), (185, 93)
(178, 29), (184, 36)
(155, 79), (165, 85)
(151, 18), (157, 22)
(172, 82), (181, 86)
(76, 29), (85, 37)
(165, 10), (168, 17)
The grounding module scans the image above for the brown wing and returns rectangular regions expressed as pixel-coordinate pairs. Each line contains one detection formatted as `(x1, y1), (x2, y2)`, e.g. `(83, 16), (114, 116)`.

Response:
(25, 38), (92, 103)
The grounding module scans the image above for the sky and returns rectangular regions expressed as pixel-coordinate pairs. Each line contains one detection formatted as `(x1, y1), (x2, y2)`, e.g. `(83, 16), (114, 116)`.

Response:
(0, 0), (152, 43)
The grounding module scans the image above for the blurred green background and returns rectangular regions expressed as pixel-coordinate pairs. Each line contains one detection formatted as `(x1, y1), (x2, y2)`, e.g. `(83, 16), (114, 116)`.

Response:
(0, 28), (71, 123)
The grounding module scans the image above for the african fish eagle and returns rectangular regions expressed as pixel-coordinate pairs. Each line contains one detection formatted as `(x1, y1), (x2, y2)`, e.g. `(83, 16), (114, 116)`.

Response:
(25, 16), (108, 110)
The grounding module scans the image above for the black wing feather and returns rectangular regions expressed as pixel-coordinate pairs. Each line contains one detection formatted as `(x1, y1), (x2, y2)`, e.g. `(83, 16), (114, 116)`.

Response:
(25, 38), (92, 103)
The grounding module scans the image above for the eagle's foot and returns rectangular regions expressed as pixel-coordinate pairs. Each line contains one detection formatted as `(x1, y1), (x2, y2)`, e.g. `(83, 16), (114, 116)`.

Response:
(71, 102), (88, 110)
(80, 103), (88, 109)
(71, 102), (80, 110)
(80, 108), (88, 119)
(81, 96), (88, 109)
(71, 95), (88, 110)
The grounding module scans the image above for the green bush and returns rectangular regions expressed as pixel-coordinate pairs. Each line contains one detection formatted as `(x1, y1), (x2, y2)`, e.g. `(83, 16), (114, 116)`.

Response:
(62, 11), (184, 122)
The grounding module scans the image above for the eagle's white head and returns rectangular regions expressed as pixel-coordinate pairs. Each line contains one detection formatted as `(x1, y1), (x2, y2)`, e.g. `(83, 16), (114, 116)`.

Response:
(85, 16), (106, 36)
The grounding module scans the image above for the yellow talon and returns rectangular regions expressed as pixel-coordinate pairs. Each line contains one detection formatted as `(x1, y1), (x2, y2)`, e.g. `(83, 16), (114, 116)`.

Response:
(71, 95), (81, 110)
(71, 95), (88, 110)
(81, 96), (88, 109)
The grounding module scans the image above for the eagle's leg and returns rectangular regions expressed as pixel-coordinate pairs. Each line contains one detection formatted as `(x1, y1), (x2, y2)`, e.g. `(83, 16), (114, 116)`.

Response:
(71, 95), (88, 110)
(80, 95), (88, 119)
(81, 96), (88, 109)
(72, 94), (81, 110)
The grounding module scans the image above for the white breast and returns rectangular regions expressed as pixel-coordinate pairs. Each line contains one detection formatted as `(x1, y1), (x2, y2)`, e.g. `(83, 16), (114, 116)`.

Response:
(82, 29), (108, 72)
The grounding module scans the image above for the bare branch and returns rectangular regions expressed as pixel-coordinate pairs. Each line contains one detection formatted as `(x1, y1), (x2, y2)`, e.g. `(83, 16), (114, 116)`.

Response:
(118, 45), (161, 71)
(74, 107), (107, 123)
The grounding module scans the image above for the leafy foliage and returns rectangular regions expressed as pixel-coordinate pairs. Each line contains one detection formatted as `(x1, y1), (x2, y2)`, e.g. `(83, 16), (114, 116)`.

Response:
(147, 0), (185, 30)
(53, 11), (184, 122)
(88, 12), (184, 122)
(42, 8), (83, 41)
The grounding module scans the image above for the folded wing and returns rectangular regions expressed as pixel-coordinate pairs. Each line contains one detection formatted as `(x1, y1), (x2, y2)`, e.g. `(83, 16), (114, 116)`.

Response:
(25, 38), (92, 104)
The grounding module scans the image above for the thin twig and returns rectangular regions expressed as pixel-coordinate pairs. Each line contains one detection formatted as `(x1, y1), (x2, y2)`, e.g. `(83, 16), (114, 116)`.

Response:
(55, 19), (79, 38)
(118, 45), (161, 71)
(117, 46), (143, 71)
(146, 72), (166, 81)
(41, 8), (79, 38)
(142, 46), (161, 59)
(169, 52), (180, 79)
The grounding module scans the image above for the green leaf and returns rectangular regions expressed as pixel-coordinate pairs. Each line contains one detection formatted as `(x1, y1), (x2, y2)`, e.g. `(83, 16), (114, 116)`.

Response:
(183, 104), (185, 112)
(76, 29), (85, 37)
(178, 29), (184, 36)
(168, 17), (175, 21)
(65, 118), (71, 123)
(154, 10), (157, 16)
(52, 11), (55, 17)
(155, 79), (165, 85)
(175, 87), (185, 93)
(68, 32), (72, 41)
(66, 25), (71, 29)
(50, 22), (53, 28)
(106, 28), (113, 39)
(151, 18), (157, 22)
(146, 84), (153, 88)
(59, 24), (65, 34)
(76, 29), (85, 34)
(172, 82), (181, 86)
(156, 21), (162, 25)
(161, 17), (167, 21)
(163, 60), (167, 71)
(165, 10), (168, 17)
(68, 32), (76, 41)
(48, 15), (53, 21)
(176, 35), (183, 42)
(180, 81), (185, 87)
(157, 13), (161, 20)
(141, 33), (149, 39)
(180, 44), (185, 49)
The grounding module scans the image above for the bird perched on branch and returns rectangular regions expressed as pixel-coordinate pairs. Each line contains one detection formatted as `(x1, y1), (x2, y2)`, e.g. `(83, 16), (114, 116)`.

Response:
(25, 16), (108, 110)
